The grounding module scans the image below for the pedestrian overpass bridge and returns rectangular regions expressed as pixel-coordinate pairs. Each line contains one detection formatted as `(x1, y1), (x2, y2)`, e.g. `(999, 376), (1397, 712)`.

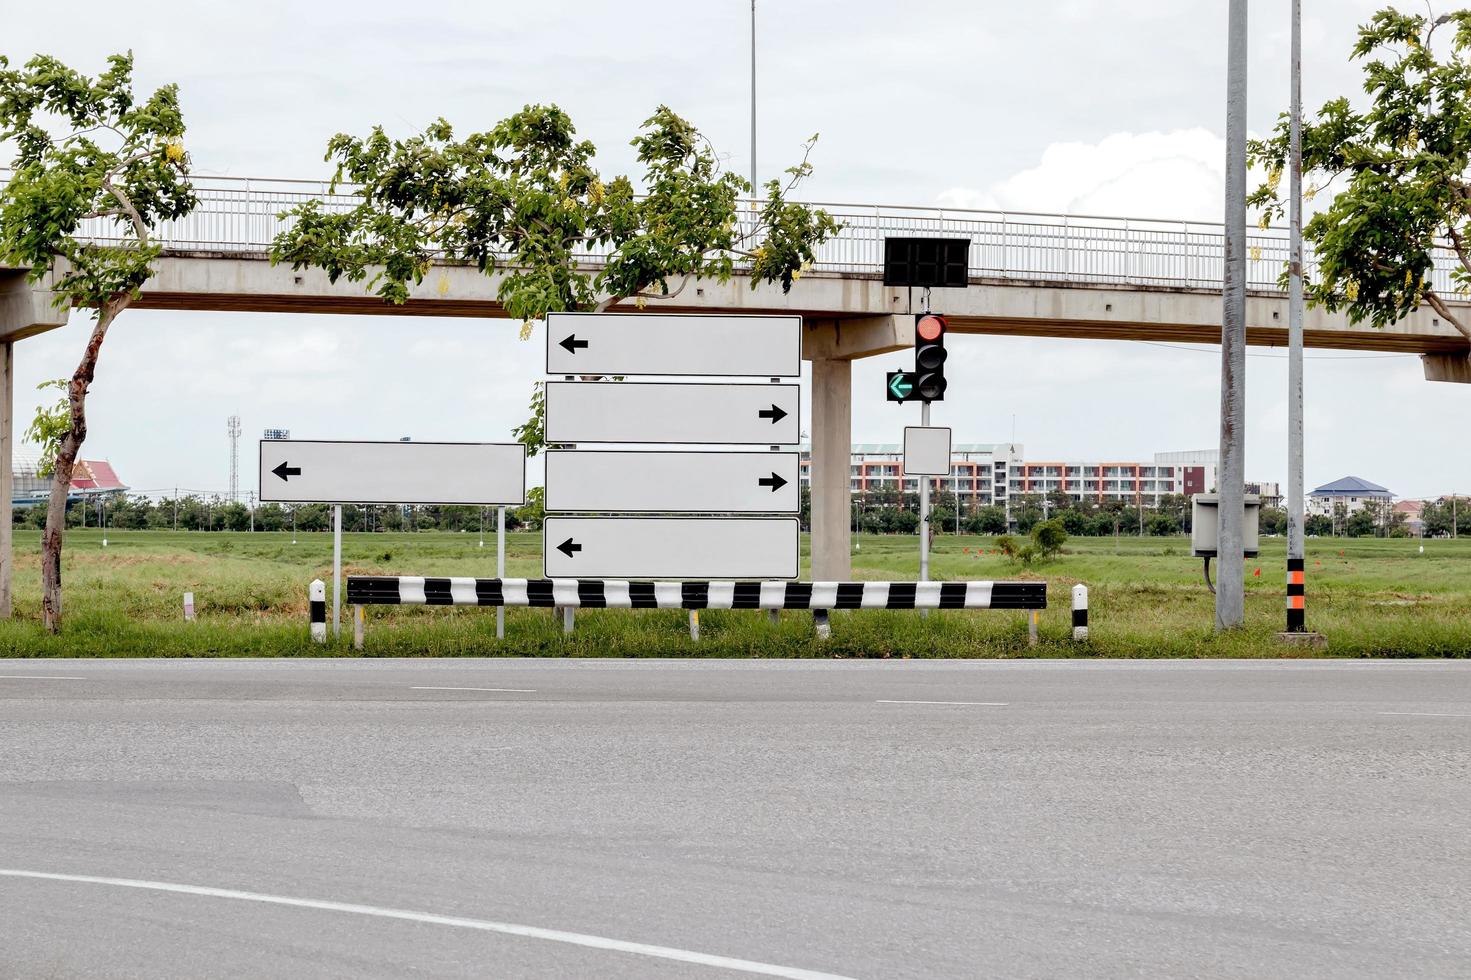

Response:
(1, 175), (1468, 582)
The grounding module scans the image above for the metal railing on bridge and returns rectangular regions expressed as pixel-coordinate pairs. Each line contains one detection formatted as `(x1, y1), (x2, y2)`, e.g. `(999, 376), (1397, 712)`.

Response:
(43, 174), (1461, 296)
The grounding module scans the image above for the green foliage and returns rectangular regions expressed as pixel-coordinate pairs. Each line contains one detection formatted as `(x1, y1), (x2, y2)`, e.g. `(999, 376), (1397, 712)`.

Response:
(1247, 8), (1471, 341)
(1259, 506), (1288, 536)
(516, 486), (546, 531)
(269, 104), (839, 452)
(1031, 518), (1068, 557)
(966, 506), (1007, 535)
(22, 379), (68, 477)
(0, 51), (195, 305)
(269, 106), (838, 320)
(1421, 495), (1468, 536)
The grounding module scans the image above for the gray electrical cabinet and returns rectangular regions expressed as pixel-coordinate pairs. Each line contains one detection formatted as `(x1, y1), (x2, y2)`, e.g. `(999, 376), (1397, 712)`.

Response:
(1191, 494), (1261, 558)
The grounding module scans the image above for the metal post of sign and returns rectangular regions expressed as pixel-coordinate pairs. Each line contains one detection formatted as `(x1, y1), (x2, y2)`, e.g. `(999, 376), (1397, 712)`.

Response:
(496, 506), (506, 640)
(332, 504), (342, 638)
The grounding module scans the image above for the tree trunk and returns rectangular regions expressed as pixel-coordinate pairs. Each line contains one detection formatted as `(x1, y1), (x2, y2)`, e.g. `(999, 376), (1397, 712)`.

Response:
(40, 297), (127, 634)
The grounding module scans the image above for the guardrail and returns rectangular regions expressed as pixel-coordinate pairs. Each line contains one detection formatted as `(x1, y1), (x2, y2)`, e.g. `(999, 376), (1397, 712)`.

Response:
(25, 173), (1459, 295)
(341, 574), (1049, 647)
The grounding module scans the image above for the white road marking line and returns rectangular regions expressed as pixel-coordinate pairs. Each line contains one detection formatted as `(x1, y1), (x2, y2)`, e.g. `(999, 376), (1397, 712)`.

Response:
(409, 687), (537, 693)
(0, 674), (86, 680)
(875, 700), (1009, 706)
(1378, 711), (1471, 718)
(0, 869), (855, 980)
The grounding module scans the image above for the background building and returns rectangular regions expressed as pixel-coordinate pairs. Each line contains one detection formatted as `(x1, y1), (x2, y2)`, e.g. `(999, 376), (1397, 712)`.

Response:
(1307, 476), (1393, 517)
(799, 445), (1276, 509)
(12, 454), (128, 507)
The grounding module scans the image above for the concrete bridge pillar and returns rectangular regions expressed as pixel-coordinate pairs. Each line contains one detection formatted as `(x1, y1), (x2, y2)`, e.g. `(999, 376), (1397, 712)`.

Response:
(1423, 352), (1471, 384)
(809, 356), (851, 582)
(804, 315), (913, 582)
(0, 272), (71, 618)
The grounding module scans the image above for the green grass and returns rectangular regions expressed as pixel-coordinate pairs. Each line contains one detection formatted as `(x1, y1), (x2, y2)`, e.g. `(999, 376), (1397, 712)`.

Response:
(1, 529), (1467, 658)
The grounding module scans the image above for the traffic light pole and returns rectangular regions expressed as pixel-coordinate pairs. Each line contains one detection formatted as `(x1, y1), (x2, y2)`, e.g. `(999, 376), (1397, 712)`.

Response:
(919, 400), (930, 589)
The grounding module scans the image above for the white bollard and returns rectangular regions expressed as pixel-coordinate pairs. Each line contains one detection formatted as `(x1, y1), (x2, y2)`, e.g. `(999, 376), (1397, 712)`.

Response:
(309, 578), (327, 644)
(183, 591), (195, 622)
(1072, 583), (1089, 642)
(689, 609), (700, 642)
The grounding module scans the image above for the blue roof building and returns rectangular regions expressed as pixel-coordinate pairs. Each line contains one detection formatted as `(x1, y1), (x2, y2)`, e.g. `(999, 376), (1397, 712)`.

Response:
(1307, 476), (1393, 516)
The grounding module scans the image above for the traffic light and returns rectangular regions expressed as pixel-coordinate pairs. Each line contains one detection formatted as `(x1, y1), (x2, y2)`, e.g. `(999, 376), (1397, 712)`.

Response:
(914, 313), (948, 401)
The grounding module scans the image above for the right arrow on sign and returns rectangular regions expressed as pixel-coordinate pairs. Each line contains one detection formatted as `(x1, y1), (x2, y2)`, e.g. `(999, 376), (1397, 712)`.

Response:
(557, 538), (582, 559)
(758, 473), (787, 492)
(758, 404), (787, 423)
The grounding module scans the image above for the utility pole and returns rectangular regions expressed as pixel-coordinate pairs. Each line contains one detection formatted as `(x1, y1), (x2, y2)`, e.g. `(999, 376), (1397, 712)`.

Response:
(1285, 0), (1307, 633)
(227, 415), (241, 503)
(1217, 0), (1249, 630)
(750, 0), (757, 198)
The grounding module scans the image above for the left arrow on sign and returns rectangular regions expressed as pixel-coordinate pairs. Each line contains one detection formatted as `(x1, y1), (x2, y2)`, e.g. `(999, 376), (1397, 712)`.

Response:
(271, 461), (302, 481)
(557, 537), (582, 558)
(558, 334), (590, 355)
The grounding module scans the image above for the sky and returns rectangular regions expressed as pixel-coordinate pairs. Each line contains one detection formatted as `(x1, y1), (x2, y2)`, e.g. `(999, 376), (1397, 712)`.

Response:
(4, 0), (1468, 500)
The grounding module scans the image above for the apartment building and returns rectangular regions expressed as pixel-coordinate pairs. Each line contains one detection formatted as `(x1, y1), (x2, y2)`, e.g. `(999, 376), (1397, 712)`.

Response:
(798, 446), (1275, 508)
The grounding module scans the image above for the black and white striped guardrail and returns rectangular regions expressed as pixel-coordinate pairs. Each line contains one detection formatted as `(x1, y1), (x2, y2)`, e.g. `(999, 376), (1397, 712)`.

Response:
(346, 576), (1047, 610)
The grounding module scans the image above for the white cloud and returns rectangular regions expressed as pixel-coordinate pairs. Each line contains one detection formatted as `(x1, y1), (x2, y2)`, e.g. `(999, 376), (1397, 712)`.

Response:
(937, 129), (1227, 222)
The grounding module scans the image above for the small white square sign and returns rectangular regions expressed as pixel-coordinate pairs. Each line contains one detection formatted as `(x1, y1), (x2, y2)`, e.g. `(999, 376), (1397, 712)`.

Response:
(903, 426), (952, 476)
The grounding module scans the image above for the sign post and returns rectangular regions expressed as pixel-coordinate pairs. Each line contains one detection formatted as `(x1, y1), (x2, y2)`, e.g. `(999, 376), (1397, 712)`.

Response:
(332, 504), (342, 638)
(496, 506), (506, 640)
(260, 440), (526, 641)
(905, 423), (953, 617)
(545, 382), (799, 446)
(259, 440), (525, 506)
(544, 517), (800, 580)
(543, 312), (803, 599)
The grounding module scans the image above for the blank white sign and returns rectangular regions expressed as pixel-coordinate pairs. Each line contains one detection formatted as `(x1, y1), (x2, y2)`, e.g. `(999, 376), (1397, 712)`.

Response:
(258, 441), (525, 505)
(544, 517), (800, 579)
(903, 426), (952, 476)
(544, 451), (800, 514)
(545, 312), (801, 377)
(544, 381), (800, 445)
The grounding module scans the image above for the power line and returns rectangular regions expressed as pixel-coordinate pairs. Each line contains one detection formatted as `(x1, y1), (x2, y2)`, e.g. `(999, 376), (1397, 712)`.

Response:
(1132, 340), (1415, 361)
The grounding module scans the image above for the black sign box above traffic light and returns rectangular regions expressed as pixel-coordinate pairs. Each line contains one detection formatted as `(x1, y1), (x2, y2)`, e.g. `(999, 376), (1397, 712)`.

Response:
(883, 237), (970, 288)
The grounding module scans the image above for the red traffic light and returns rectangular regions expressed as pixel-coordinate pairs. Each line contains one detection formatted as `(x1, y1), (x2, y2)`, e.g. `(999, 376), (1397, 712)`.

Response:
(916, 314), (947, 341)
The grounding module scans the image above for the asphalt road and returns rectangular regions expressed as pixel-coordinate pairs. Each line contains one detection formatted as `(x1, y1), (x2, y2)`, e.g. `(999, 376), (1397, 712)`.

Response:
(1, 658), (1468, 979)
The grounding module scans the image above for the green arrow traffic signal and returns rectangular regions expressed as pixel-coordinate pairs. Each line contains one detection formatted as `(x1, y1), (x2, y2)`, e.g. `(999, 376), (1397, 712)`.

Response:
(887, 371), (916, 402)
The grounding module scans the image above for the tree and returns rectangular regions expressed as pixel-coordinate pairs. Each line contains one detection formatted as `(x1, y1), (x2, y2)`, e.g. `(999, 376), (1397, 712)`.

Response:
(0, 53), (194, 631)
(1146, 513), (1180, 536)
(1345, 507), (1378, 537)
(1259, 506), (1288, 536)
(270, 104), (840, 452)
(1010, 492), (1044, 533)
(966, 506), (1007, 535)
(1248, 8), (1471, 349)
(1032, 518), (1068, 557)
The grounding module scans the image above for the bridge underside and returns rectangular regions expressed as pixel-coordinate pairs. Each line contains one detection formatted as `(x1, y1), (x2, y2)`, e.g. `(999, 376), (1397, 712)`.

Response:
(106, 253), (1470, 360)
